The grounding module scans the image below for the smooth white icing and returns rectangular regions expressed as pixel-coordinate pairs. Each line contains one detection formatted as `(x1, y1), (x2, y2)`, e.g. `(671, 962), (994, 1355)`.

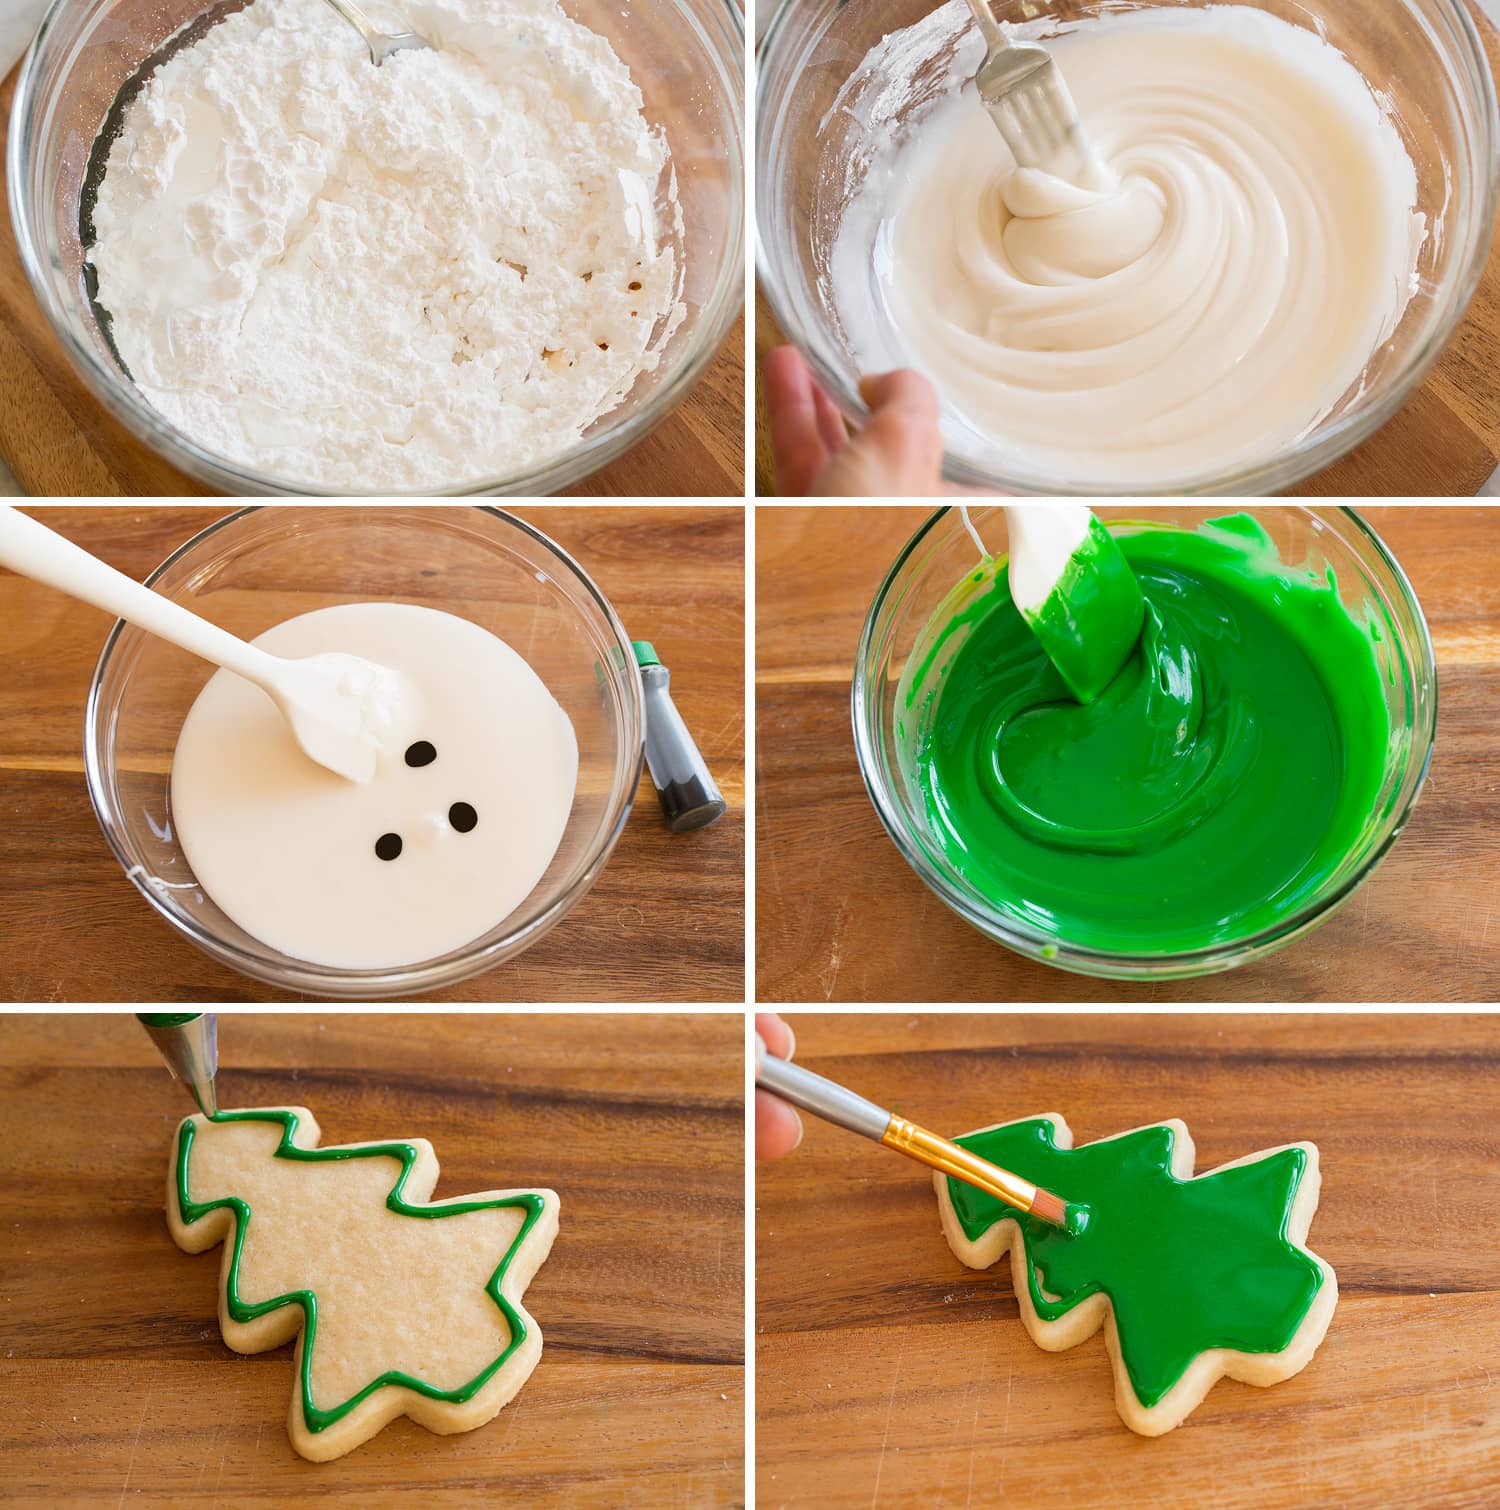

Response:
(832, 5), (1425, 486)
(170, 602), (577, 969)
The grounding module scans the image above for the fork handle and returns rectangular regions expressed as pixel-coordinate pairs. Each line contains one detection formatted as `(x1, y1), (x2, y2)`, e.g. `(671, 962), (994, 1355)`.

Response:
(320, 0), (387, 63)
(963, 0), (1006, 48)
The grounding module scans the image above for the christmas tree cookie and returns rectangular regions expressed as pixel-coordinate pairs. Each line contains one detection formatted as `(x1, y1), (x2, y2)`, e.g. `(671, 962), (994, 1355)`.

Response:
(167, 1107), (559, 1461)
(934, 1115), (1336, 1436)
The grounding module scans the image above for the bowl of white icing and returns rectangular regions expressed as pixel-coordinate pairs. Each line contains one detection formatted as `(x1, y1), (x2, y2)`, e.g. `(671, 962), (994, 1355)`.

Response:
(83, 507), (645, 997)
(9, 0), (743, 495)
(757, 0), (1498, 495)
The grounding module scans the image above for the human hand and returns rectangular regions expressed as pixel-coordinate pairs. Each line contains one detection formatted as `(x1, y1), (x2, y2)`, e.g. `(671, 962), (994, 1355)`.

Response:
(763, 344), (944, 497)
(755, 1012), (803, 1160)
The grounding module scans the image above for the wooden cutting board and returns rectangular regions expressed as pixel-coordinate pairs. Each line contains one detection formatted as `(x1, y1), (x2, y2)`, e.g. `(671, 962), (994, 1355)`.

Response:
(0, 1011), (745, 1507)
(0, 66), (745, 498)
(756, 1012), (1500, 1509)
(756, 504), (1500, 1004)
(754, 9), (1500, 497)
(0, 505), (745, 1003)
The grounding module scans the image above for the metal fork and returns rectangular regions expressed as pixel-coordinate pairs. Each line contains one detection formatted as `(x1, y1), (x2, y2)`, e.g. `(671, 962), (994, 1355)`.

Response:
(964, 0), (1102, 185)
(320, 0), (432, 65)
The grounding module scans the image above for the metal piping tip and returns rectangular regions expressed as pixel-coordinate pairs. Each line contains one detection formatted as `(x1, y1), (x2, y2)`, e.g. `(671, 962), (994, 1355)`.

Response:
(137, 1013), (219, 1117)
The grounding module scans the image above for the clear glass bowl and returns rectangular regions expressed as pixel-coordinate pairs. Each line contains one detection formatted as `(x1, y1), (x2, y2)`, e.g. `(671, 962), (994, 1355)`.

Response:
(758, 0), (1499, 496)
(84, 507), (644, 997)
(8, 0), (744, 496)
(853, 505), (1437, 979)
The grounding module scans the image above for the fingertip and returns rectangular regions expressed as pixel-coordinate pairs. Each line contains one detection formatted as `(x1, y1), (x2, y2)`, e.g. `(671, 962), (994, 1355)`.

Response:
(755, 1090), (805, 1160)
(755, 1012), (795, 1060)
(764, 345), (832, 497)
(812, 385), (850, 456)
(854, 367), (945, 489)
(763, 343), (811, 397)
(858, 368), (938, 421)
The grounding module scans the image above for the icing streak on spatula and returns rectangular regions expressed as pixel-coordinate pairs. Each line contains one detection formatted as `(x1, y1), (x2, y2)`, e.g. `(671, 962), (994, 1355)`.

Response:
(1004, 504), (1146, 704)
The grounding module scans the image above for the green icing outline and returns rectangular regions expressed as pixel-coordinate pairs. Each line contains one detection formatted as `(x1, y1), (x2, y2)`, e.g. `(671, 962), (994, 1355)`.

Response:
(175, 1108), (546, 1435)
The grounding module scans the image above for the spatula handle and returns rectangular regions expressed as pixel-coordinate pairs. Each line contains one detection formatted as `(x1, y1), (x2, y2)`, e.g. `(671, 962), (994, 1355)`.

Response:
(0, 506), (277, 687)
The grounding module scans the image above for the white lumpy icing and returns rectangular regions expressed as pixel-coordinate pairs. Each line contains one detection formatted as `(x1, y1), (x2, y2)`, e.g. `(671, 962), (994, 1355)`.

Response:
(89, 0), (683, 491)
(831, 4), (1427, 487)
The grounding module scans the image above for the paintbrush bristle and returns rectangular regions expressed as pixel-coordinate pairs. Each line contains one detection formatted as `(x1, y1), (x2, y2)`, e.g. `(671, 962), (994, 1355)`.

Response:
(1028, 1187), (1069, 1227)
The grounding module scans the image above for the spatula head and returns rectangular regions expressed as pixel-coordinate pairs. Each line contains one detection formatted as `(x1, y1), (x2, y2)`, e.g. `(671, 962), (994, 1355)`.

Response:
(1020, 516), (1146, 704)
(272, 652), (405, 783)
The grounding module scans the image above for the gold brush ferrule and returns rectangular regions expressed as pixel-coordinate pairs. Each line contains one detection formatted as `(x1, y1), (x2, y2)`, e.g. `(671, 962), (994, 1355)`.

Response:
(881, 1115), (1040, 1215)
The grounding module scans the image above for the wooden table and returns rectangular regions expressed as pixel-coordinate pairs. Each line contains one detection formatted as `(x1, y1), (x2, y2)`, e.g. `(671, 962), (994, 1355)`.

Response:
(755, 1012), (1500, 1508)
(756, 505), (1500, 1003)
(0, 65), (744, 499)
(752, 11), (1500, 498)
(0, 1011), (745, 1507)
(0, 505), (745, 1003)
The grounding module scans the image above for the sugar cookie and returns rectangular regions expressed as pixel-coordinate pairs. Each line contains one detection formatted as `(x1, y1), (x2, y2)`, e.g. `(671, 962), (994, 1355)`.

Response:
(168, 1107), (559, 1460)
(933, 1114), (1336, 1435)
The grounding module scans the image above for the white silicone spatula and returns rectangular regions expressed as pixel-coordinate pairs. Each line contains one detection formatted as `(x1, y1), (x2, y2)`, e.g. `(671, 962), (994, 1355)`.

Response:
(0, 507), (398, 782)
(1003, 504), (1146, 703)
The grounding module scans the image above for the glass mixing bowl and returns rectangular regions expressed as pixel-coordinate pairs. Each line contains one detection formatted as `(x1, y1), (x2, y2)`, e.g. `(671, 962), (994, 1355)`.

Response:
(758, 0), (1499, 496)
(9, 0), (744, 496)
(84, 507), (644, 997)
(853, 505), (1437, 979)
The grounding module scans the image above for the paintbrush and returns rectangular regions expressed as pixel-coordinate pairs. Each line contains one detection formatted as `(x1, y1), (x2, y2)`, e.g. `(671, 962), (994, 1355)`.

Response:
(755, 1035), (1069, 1227)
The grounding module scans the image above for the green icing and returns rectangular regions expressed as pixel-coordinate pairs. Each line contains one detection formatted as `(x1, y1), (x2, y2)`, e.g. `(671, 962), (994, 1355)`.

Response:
(174, 1109), (546, 1435)
(945, 1118), (1325, 1410)
(908, 514), (1391, 953)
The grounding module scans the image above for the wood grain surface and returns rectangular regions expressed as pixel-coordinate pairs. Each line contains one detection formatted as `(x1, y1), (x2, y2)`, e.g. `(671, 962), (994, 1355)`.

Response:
(0, 505), (745, 1003)
(752, 14), (1500, 498)
(755, 1012), (1500, 1509)
(755, 504), (1500, 1003)
(0, 1011), (745, 1508)
(0, 64), (744, 499)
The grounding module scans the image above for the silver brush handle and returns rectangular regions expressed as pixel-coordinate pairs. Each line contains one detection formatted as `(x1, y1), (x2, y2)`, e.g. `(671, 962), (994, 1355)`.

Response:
(754, 1034), (890, 1141)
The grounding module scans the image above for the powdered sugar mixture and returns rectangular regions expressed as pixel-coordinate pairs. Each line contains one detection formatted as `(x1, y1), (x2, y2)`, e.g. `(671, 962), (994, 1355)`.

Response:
(89, 0), (683, 491)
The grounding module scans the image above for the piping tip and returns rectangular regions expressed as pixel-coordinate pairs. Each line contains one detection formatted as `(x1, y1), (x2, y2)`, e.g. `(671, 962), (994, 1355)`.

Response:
(137, 1013), (219, 1116)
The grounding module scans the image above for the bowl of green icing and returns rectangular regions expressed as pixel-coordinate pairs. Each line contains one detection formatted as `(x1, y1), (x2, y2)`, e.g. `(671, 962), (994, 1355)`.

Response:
(853, 507), (1436, 979)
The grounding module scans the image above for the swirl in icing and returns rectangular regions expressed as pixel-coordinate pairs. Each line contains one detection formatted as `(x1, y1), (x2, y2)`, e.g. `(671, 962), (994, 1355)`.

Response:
(833, 5), (1425, 486)
(902, 514), (1393, 954)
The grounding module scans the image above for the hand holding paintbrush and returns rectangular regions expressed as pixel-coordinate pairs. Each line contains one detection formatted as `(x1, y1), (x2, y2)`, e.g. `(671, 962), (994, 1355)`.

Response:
(755, 1033), (1069, 1227)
